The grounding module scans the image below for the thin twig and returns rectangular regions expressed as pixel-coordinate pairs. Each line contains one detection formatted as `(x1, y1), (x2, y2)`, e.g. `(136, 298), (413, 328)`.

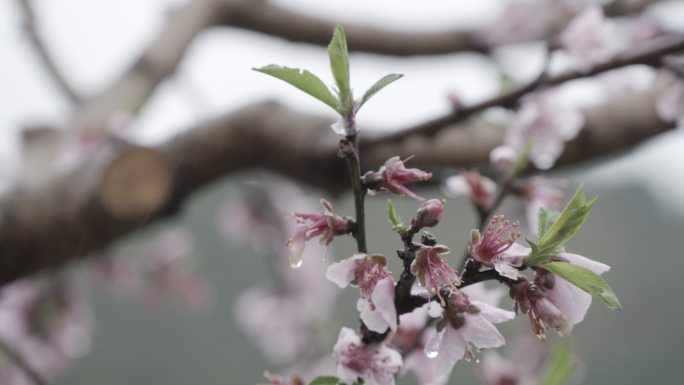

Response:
(17, 0), (81, 104)
(0, 336), (48, 385)
(366, 33), (684, 145)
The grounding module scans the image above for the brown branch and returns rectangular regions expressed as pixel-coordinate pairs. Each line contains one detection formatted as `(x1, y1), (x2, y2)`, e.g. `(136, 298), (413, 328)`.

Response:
(366, 33), (684, 145)
(219, 0), (488, 55)
(218, 0), (658, 56)
(17, 0), (82, 104)
(70, 0), (224, 132)
(0, 78), (675, 287)
(64, 0), (663, 137)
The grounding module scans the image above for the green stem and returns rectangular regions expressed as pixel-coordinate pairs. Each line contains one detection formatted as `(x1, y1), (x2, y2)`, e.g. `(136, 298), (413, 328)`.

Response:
(341, 134), (367, 253)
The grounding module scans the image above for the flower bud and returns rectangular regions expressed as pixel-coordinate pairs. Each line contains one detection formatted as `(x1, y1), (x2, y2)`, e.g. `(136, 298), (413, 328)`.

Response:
(411, 199), (445, 229)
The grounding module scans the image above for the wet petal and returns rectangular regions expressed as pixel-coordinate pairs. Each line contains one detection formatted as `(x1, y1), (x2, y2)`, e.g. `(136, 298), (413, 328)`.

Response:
(557, 252), (610, 274)
(358, 298), (390, 333)
(372, 276), (397, 331)
(460, 313), (506, 349)
(325, 254), (366, 287)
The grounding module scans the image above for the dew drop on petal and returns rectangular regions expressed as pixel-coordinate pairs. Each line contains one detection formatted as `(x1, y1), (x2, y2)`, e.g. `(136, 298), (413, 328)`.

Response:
(425, 334), (441, 358)
(289, 258), (303, 269)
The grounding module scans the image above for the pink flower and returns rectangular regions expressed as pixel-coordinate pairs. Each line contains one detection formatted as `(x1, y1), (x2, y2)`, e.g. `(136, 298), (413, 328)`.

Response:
(539, 252), (610, 335)
(412, 199), (445, 229)
(475, 352), (520, 385)
(511, 252), (610, 340)
(445, 171), (496, 209)
(469, 216), (530, 280)
(287, 199), (352, 268)
(326, 254), (397, 333)
(363, 156), (432, 201)
(391, 305), (443, 385)
(505, 92), (584, 170)
(410, 244), (461, 298)
(478, 0), (575, 46)
(333, 327), (402, 385)
(559, 6), (617, 70)
(0, 278), (92, 384)
(522, 177), (567, 232)
(425, 285), (515, 384)
(141, 228), (214, 312)
(476, 332), (550, 385)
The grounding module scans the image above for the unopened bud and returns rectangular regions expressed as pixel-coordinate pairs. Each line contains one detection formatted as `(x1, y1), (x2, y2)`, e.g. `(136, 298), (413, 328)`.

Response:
(412, 199), (445, 229)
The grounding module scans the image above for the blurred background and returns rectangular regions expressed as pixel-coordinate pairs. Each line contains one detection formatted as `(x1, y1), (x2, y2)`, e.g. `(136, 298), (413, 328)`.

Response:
(1, 1), (684, 384)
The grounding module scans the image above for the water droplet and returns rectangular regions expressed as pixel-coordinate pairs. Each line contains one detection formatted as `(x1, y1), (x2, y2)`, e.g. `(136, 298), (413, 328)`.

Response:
(289, 258), (303, 269)
(425, 334), (441, 358)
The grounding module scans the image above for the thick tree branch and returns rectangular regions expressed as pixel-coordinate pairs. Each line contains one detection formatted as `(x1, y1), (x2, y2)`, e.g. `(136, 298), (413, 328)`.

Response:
(68, 0), (662, 137)
(17, 0), (82, 104)
(70, 0), (223, 132)
(0, 78), (675, 286)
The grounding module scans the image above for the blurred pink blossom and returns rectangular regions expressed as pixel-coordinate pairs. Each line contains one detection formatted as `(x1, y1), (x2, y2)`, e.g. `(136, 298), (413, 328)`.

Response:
(333, 327), (402, 385)
(489, 146), (518, 172)
(0, 278), (92, 385)
(141, 227), (214, 312)
(478, 0), (575, 46)
(445, 171), (496, 209)
(558, 6), (617, 70)
(522, 177), (567, 233)
(505, 92), (584, 170)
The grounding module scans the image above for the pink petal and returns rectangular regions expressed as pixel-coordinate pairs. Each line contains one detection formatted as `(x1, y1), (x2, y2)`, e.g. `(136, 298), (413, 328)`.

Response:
(371, 276), (397, 331)
(358, 298), (390, 333)
(557, 252), (610, 274)
(432, 328), (466, 381)
(546, 277), (592, 326)
(493, 261), (523, 280)
(471, 301), (515, 324)
(325, 254), (365, 288)
(460, 313), (506, 349)
(460, 283), (506, 307)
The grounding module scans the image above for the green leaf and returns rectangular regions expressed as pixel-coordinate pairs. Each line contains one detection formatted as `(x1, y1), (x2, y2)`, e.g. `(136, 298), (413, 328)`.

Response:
(309, 376), (344, 385)
(541, 261), (622, 310)
(538, 207), (560, 240)
(387, 199), (408, 234)
(328, 25), (353, 115)
(539, 342), (573, 385)
(526, 185), (597, 266)
(253, 65), (339, 112)
(359, 73), (403, 108)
